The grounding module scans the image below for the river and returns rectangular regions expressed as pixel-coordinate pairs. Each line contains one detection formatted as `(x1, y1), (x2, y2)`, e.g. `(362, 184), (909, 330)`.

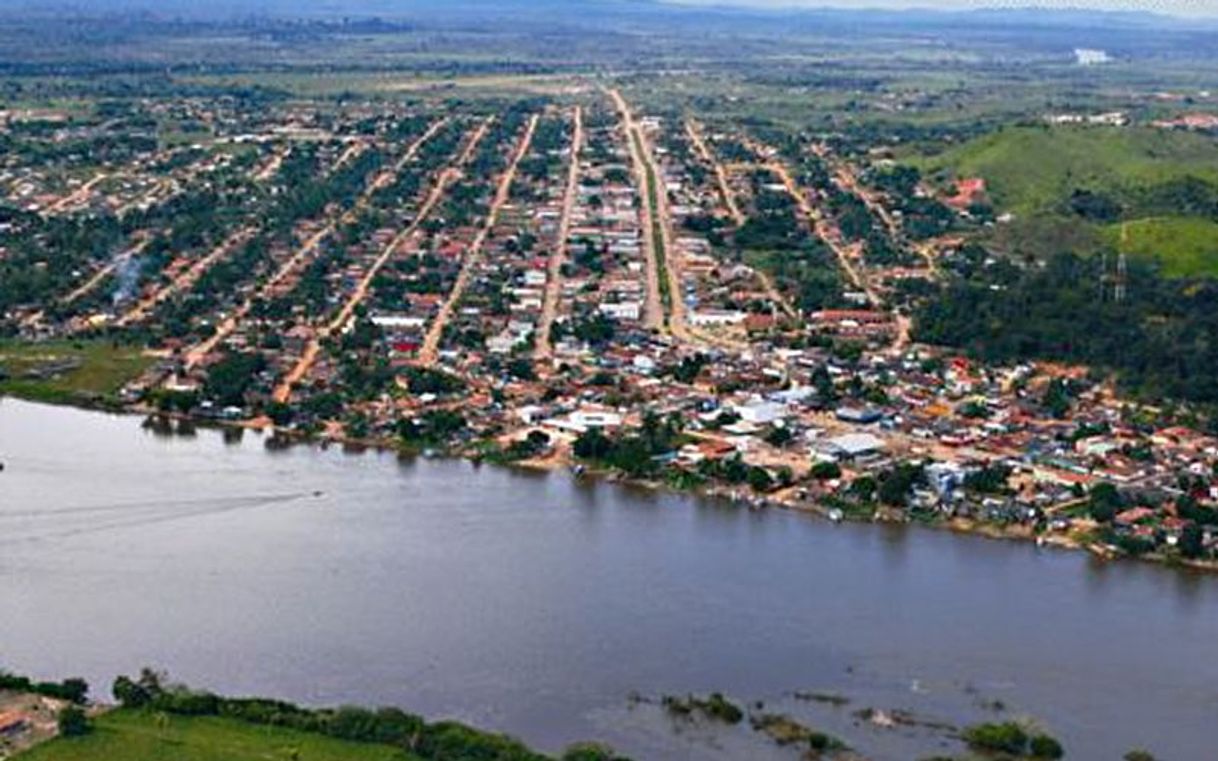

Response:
(1, 398), (1215, 759)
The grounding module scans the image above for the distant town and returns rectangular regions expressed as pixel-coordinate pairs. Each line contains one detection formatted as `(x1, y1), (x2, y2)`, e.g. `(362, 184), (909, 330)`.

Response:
(4, 83), (1218, 573)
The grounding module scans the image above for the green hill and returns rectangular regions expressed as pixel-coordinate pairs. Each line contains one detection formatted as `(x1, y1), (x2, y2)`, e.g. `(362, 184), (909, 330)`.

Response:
(17, 710), (414, 761)
(913, 125), (1218, 216)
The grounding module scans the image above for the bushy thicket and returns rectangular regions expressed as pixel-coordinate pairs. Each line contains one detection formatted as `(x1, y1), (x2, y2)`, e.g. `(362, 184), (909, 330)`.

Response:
(111, 670), (625, 761)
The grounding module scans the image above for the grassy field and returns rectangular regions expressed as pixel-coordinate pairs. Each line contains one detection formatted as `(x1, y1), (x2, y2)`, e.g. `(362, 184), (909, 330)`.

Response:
(909, 125), (1218, 215)
(18, 710), (415, 761)
(1104, 217), (1218, 278)
(0, 340), (151, 405)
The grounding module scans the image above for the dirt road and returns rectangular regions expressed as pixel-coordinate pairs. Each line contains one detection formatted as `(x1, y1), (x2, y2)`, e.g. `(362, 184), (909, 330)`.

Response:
(684, 118), (744, 226)
(417, 114), (539, 367)
(607, 88), (666, 333)
(116, 229), (254, 327)
(271, 119), (490, 400)
(180, 119), (449, 372)
(766, 159), (881, 308)
(535, 106), (583, 361)
(45, 172), (107, 214)
(686, 118), (798, 321)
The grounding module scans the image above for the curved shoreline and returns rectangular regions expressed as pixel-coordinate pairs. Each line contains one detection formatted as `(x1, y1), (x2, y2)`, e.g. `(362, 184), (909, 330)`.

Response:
(11, 389), (1204, 577)
(2, 390), (1213, 576)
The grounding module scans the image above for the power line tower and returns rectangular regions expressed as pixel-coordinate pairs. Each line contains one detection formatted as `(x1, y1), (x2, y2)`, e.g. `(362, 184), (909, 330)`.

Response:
(1098, 251), (1108, 303)
(1115, 252), (1128, 303)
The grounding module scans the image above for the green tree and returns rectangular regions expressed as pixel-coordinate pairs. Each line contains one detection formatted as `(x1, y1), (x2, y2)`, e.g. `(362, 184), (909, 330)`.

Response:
(747, 466), (775, 493)
(112, 675), (151, 708)
(811, 461), (842, 480)
(1179, 523), (1205, 559)
(764, 425), (794, 448)
(1088, 483), (1122, 523)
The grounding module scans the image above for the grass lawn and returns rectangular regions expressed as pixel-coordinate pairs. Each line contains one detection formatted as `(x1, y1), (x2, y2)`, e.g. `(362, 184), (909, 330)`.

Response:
(18, 710), (416, 761)
(1104, 216), (1218, 278)
(909, 125), (1218, 215)
(0, 340), (151, 405)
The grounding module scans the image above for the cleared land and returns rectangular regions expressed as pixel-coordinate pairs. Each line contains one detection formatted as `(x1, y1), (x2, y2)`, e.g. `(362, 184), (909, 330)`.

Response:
(1105, 217), (1218, 278)
(0, 341), (151, 405)
(16, 710), (414, 761)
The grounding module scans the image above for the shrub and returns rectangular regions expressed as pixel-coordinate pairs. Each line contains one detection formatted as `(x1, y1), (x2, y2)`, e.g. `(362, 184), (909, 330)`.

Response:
(562, 742), (628, 761)
(57, 705), (91, 737)
(701, 693), (744, 724)
(962, 721), (1029, 755)
(1030, 733), (1065, 759)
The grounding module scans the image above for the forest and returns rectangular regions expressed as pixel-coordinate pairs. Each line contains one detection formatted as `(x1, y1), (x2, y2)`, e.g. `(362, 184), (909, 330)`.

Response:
(914, 249), (1218, 409)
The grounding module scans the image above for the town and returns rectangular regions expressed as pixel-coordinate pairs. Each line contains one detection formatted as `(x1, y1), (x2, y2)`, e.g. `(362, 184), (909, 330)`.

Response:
(4, 81), (1218, 573)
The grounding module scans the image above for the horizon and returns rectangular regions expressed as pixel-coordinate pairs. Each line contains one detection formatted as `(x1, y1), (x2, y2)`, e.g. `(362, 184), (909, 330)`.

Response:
(11, 0), (1218, 20)
(666, 0), (1218, 18)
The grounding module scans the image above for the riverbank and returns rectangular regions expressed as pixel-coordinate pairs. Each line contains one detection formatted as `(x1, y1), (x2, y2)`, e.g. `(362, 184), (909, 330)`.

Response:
(6, 388), (1213, 576)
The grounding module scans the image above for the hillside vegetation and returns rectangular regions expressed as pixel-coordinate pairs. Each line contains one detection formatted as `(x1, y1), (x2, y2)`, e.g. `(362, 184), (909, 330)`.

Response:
(911, 125), (1218, 277)
(915, 125), (1218, 215)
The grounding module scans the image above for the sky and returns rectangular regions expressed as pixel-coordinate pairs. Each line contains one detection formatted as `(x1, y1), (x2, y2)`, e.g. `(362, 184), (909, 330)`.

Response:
(669, 0), (1218, 17)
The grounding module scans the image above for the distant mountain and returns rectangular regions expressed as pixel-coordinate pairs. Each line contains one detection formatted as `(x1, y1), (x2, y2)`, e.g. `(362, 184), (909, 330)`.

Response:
(7, 0), (1209, 29)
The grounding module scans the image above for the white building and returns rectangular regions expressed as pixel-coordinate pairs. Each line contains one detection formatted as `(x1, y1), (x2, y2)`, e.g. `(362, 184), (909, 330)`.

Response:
(689, 309), (747, 327)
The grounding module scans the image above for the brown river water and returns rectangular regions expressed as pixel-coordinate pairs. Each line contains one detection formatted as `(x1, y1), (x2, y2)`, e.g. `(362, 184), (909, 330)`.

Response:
(1, 398), (1216, 759)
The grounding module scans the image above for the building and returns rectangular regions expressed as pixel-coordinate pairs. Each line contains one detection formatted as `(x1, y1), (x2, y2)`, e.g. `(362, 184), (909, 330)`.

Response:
(835, 406), (883, 425)
(734, 398), (785, 425)
(821, 432), (885, 460)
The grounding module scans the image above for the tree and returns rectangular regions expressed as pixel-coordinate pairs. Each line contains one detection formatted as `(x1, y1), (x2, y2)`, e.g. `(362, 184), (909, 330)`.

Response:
(1030, 733), (1065, 759)
(1179, 523), (1205, 559)
(878, 462), (925, 507)
(113, 675), (152, 708)
(850, 476), (877, 502)
(58, 678), (89, 705)
(573, 428), (613, 460)
(747, 466), (774, 493)
(764, 425), (794, 448)
(811, 461), (842, 480)
(506, 358), (536, 381)
(57, 706), (91, 737)
(965, 464), (1012, 495)
(1088, 483), (1122, 523)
